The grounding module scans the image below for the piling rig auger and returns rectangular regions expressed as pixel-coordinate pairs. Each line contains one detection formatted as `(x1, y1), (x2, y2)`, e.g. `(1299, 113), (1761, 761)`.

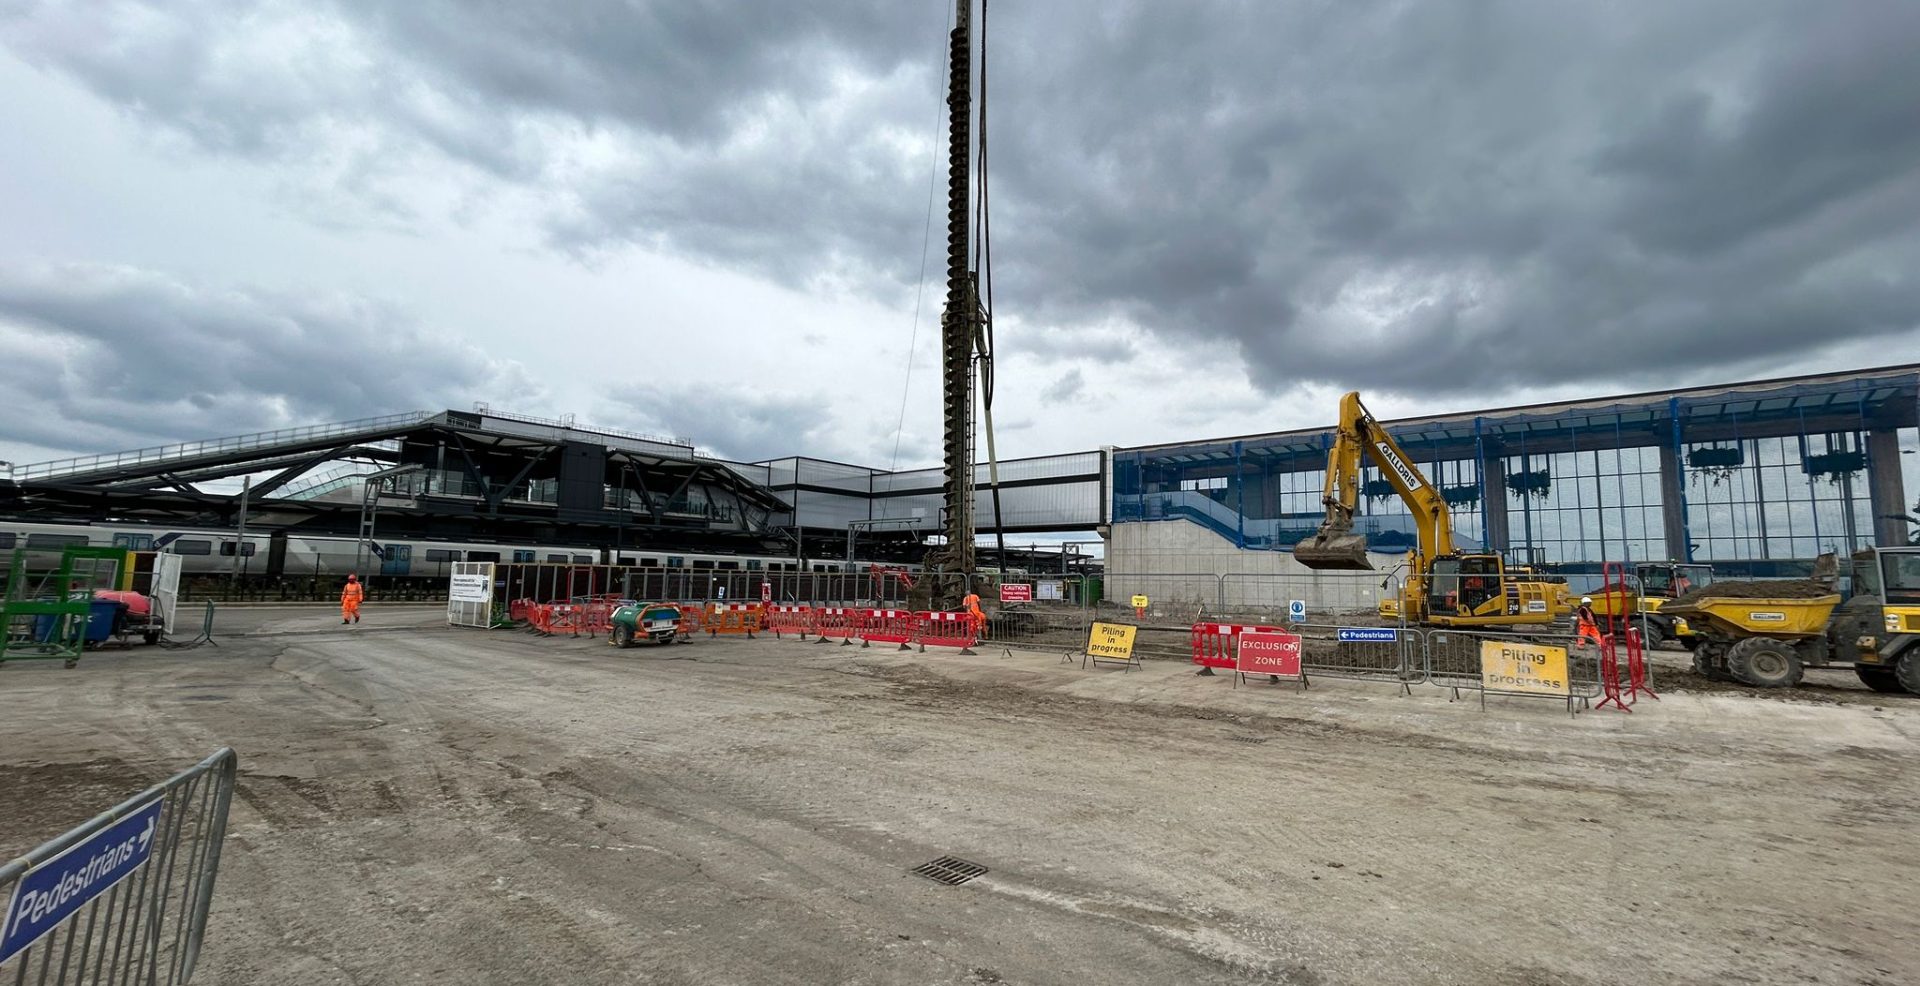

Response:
(917, 0), (999, 611)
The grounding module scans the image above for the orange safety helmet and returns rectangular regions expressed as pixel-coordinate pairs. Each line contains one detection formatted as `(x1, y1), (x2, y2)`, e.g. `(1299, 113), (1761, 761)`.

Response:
(347, 574), (359, 582)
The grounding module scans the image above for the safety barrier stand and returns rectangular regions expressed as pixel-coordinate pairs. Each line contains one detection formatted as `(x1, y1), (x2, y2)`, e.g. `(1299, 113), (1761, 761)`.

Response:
(765, 604), (815, 640)
(1190, 622), (1285, 676)
(705, 603), (762, 637)
(858, 609), (917, 651)
(915, 611), (978, 655)
(1624, 627), (1658, 703)
(675, 602), (705, 640)
(813, 607), (858, 645)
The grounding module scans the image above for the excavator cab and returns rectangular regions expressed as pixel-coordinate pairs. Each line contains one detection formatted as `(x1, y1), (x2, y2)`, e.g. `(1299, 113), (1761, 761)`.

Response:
(1426, 553), (1508, 618)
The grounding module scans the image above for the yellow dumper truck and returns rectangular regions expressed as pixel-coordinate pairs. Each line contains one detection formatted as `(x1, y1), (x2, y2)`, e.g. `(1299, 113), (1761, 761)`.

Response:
(1664, 547), (1920, 691)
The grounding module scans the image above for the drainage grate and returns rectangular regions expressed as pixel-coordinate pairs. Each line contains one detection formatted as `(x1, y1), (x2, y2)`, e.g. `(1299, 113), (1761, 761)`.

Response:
(912, 856), (989, 886)
(1229, 735), (1269, 744)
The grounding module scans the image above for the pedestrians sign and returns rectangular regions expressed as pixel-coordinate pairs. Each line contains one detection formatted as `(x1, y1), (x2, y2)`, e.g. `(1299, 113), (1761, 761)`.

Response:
(2, 798), (164, 963)
(1337, 627), (1398, 643)
(1288, 599), (1307, 623)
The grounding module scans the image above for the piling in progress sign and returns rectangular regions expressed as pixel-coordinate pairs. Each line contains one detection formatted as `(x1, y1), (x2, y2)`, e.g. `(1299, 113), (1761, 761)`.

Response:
(1086, 622), (1138, 663)
(1479, 640), (1570, 696)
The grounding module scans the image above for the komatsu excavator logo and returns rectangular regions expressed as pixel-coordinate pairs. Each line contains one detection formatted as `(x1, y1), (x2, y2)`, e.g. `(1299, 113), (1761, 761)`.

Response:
(1374, 442), (1422, 492)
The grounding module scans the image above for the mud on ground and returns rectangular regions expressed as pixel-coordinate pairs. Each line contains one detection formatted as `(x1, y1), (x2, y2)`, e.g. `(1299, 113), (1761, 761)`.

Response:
(1, 606), (1916, 985)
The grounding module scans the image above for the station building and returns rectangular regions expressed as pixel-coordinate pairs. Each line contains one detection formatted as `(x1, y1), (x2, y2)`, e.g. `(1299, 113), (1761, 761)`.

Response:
(1106, 364), (1920, 579)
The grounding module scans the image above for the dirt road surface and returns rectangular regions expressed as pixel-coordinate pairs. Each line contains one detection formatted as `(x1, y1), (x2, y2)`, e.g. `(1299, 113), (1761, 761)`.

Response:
(3, 606), (1916, 985)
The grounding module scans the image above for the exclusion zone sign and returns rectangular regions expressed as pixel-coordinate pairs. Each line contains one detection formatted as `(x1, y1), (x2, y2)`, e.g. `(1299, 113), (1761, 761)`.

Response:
(2, 798), (164, 963)
(1237, 631), (1303, 678)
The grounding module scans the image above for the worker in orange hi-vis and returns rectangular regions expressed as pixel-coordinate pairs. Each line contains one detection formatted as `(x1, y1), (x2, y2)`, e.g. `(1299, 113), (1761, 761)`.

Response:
(341, 574), (364, 625)
(1574, 596), (1602, 645)
(962, 589), (985, 633)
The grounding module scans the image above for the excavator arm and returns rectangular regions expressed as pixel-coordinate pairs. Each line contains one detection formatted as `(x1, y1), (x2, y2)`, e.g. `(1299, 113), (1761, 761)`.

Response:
(1294, 392), (1455, 571)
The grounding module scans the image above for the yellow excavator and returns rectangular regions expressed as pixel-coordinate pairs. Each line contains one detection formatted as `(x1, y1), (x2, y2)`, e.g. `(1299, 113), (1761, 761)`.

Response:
(1294, 392), (1563, 628)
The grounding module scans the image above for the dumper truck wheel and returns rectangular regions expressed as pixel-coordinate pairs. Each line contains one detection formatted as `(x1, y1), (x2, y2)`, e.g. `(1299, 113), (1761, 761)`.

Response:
(1897, 653), (1920, 696)
(1638, 621), (1666, 651)
(1855, 665), (1904, 693)
(612, 623), (634, 649)
(1726, 637), (1803, 688)
(1692, 647), (1734, 682)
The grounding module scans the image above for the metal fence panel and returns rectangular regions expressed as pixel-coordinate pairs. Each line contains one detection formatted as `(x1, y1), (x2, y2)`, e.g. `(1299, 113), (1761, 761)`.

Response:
(0, 748), (238, 985)
(1423, 628), (1605, 701)
(1290, 622), (1422, 685)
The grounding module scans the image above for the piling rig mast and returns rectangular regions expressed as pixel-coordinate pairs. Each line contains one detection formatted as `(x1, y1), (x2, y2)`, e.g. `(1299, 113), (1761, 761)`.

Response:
(918, 0), (1000, 611)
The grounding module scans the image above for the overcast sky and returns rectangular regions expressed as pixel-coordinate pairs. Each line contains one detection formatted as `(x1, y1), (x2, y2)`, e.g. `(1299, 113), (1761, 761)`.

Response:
(3, 0), (1919, 471)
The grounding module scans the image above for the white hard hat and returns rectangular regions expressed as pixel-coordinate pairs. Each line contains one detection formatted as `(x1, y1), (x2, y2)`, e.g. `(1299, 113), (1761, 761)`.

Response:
(1580, 596), (1593, 605)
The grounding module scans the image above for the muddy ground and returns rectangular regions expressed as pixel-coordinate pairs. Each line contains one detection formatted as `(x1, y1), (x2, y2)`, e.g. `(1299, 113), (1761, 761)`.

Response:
(2, 605), (1916, 985)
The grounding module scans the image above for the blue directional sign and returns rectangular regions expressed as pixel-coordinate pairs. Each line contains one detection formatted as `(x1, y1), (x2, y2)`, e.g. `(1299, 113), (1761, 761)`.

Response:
(1, 798), (164, 963)
(1338, 627), (1399, 643)
(1287, 599), (1307, 622)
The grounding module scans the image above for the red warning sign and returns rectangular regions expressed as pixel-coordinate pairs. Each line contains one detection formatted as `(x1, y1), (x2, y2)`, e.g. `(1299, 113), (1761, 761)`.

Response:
(1236, 631), (1303, 678)
(999, 583), (1032, 603)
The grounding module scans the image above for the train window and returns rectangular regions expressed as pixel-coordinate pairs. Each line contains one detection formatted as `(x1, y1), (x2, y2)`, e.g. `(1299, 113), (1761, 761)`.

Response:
(468, 551), (501, 563)
(692, 560), (714, 570)
(27, 533), (89, 550)
(572, 554), (593, 564)
(616, 556), (636, 566)
(112, 533), (154, 551)
(718, 561), (740, 571)
(641, 557), (660, 568)
(424, 549), (460, 563)
(218, 542), (257, 557)
(828, 565), (841, 573)
(511, 550), (534, 563)
(812, 564), (826, 573)
(172, 540), (213, 556)
(545, 554), (568, 563)
(0, 533), (14, 550)
(746, 560), (762, 571)
(666, 556), (685, 568)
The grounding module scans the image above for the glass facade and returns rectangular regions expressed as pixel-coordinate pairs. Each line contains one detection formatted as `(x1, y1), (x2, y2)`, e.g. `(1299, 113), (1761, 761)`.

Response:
(1110, 371), (1920, 572)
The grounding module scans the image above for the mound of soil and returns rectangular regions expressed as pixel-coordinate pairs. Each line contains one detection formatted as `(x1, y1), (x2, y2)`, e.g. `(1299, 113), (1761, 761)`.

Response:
(1670, 579), (1833, 605)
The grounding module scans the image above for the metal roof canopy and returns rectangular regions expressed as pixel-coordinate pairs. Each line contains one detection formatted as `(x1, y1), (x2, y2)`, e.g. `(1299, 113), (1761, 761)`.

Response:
(1, 409), (789, 551)
(1125, 366), (1920, 468)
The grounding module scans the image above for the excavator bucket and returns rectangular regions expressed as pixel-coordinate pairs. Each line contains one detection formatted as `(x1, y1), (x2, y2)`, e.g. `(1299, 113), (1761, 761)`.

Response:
(1293, 531), (1374, 571)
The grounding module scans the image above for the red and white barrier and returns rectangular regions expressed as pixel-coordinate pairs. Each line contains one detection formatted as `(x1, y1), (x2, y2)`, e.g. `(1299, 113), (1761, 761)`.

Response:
(813, 607), (857, 645)
(916, 611), (978, 654)
(764, 604), (814, 639)
(859, 609), (917, 650)
(1191, 622), (1287, 671)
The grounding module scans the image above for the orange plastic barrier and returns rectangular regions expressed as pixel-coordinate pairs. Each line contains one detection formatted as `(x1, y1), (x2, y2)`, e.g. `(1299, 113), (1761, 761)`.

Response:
(915, 611), (978, 654)
(813, 607), (857, 645)
(706, 603), (763, 637)
(764, 604), (814, 639)
(675, 602), (705, 638)
(858, 609), (917, 650)
(546, 603), (586, 637)
(578, 601), (616, 637)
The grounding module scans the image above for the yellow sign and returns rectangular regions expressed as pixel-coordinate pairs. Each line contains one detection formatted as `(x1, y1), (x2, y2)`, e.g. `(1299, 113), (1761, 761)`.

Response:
(1129, 594), (1149, 609)
(1087, 622), (1138, 661)
(1479, 640), (1570, 696)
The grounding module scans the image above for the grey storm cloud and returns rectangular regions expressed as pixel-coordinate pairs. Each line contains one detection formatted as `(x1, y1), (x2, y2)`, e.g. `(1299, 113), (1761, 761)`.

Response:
(0, 264), (540, 454)
(6, 0), (1920, 400)
(601, 385), (849, 465)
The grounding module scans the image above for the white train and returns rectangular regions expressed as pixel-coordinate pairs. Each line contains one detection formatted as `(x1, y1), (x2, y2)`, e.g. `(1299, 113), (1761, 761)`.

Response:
(0, 521), (879, 579)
